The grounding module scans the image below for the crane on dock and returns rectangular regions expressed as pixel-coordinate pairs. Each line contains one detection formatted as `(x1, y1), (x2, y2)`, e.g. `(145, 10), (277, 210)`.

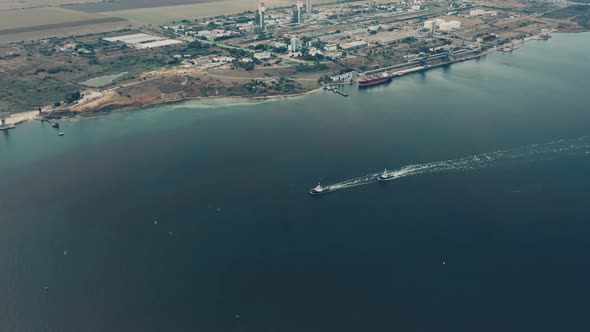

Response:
(443, 46), (455, 62)
(419, 54), (430, 67)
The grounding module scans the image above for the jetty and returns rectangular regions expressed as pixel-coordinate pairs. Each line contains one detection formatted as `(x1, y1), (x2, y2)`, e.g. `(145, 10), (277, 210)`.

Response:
(361, 48), (483, 80)
(325, 85), (349, 97)
(41, 118), (60, 128)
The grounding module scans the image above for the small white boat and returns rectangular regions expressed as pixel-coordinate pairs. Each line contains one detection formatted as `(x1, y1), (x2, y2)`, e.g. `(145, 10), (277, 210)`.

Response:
(58, 132), (64, 136)
(377, 169), (395, 181)
(310, 182), (329, 195)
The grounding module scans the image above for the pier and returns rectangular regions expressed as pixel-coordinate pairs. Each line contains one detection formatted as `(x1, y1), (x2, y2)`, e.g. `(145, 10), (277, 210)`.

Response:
(361, 48), (483, 79)
(41, 118), (60, 128)
(325, 85), (349, 97)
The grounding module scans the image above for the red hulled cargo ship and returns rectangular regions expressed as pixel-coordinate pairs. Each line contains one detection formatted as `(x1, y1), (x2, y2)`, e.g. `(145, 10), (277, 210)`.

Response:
(358, 73), (392, 88)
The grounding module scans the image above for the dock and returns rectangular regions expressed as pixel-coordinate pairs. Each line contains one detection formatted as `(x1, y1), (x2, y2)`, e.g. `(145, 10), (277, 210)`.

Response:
(361, 48), (483, 80)
(41, 118), (60, 128)
(325, 85), (349, 97)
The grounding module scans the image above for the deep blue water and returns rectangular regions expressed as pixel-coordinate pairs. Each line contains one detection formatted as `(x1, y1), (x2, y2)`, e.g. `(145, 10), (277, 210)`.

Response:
(1, 33), (590, 331)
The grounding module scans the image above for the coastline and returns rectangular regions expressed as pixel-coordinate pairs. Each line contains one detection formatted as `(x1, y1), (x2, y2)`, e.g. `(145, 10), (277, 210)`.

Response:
(0, 31), (563, 127)
(79, 87), (325, 116)
(3, 87), (325, 126)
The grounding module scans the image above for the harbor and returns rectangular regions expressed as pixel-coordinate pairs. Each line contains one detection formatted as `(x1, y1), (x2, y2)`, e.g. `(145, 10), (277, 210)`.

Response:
(327, 34), (551, 92)
(360, 48), (484, 85)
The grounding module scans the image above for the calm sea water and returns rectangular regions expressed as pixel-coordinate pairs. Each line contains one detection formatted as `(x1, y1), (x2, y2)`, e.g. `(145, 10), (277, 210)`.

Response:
(2, 33), (590, 332)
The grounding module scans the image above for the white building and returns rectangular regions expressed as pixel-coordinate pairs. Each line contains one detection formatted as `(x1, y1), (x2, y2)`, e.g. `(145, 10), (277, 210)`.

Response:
(59, 43), (77, 52)
(212, 56), (236, 63)
(103, 33), (182, 49)
(339, 40), (368, 50)
(424, 19), (445, 30)
(254, 52), (272, 60)
(291, 37), (302, 52)
(438, 20), (461, 32)
(424, 19), (460, 31)
(309, 47), (323, 56)
(274, 42), (287, 49)
(469, 9), (497, 16)
(324, 43), (338, 52)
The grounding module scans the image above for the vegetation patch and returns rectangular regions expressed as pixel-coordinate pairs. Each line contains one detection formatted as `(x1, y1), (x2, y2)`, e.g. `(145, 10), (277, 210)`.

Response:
(544, 5), (590, 29)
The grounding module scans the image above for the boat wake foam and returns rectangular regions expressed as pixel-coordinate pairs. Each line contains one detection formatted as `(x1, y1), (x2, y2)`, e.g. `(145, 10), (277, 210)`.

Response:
(325, 136), (590, 192)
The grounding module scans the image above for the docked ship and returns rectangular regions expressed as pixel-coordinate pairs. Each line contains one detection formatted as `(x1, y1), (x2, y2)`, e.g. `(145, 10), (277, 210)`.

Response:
(358, 73), (392, 88)
(310, 183), (330, 195)
(377, 169), (395, 182)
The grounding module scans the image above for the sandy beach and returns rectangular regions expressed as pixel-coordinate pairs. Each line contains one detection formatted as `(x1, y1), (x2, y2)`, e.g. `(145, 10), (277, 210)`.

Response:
(4, 110), (40, 125)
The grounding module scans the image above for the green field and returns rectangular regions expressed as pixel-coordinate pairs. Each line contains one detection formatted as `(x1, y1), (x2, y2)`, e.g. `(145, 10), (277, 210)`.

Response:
(0, 7), (131, 44)
(0, 7), (106, 29)
(544, 5), (590, 29)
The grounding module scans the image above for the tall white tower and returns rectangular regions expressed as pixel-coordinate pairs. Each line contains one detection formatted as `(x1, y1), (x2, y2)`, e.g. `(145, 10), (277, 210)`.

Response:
(297, 0), (303, 24)
(306, 0), (312, 14)
(258, 0), (266, 29)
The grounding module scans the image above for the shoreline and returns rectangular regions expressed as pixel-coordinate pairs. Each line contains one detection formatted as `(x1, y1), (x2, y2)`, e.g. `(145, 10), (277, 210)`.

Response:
(4, 87), (325, 126)
(0, 31), (566, 127)
(79, 87), (325, 116)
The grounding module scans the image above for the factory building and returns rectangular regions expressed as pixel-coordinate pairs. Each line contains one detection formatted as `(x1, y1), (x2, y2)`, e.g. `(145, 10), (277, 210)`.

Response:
(103, 33), (182, 49)
(438, 21), (461, 32)
(291, 36), (302, 52)
(469, 9), (497, 16)
(423, 19), (445, 30)
(424, 19), (461, 32)
(339, 40), (368, 50)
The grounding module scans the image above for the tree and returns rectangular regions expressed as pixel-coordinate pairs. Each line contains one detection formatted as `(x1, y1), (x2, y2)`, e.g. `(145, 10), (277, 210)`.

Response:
(64, 90), (81, 104)
(188, 40), (202, 49)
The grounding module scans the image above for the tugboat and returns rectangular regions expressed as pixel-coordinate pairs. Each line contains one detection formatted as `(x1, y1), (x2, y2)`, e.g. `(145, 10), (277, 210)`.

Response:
(310, 182), (329, 195)
(377, 169), (395, 182)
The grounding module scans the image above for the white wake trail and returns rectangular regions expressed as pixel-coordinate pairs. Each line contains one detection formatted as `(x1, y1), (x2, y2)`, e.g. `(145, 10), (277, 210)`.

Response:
(324, 136), (590, 192)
